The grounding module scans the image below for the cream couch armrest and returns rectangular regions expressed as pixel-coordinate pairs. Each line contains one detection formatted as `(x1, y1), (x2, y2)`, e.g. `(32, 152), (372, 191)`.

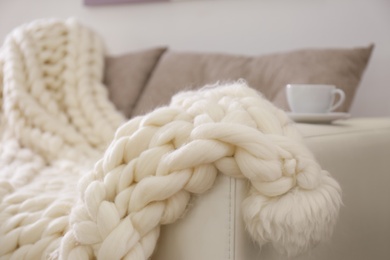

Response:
(152, 118), (390, 260)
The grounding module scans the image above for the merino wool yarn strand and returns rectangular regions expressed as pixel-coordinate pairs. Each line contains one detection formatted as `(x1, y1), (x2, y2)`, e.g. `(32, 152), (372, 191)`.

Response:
(0, 19), (341, 260)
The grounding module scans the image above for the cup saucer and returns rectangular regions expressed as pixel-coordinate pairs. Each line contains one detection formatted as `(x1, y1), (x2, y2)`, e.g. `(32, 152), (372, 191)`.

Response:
(287, 112), (350, 124)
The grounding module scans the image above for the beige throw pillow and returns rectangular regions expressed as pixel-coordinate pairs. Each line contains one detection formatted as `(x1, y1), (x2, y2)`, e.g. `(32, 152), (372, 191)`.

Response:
(104, 47), (167, 118)
(131, 45), (373, 117)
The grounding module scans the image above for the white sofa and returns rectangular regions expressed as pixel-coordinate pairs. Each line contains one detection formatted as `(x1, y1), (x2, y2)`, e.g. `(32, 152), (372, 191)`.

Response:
(154, 118), (390, 260)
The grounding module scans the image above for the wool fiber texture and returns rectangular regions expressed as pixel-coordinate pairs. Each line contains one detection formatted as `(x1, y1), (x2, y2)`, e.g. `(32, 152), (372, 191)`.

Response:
(0, 19), (341, 259)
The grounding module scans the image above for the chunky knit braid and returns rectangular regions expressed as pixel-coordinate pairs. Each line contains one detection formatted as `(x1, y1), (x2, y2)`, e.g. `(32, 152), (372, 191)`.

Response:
(60, 82), (341, 259)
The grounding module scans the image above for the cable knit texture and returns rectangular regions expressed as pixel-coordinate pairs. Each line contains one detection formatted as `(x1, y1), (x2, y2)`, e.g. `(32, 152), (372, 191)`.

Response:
(0, 19), (342, 259)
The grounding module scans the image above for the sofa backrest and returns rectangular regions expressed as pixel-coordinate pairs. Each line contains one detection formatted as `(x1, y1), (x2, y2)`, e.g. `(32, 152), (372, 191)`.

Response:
(104, 45), (373, 118)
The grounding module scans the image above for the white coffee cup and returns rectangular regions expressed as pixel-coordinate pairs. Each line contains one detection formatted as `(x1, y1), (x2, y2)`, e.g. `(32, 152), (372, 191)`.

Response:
(286, 84), (345, 114)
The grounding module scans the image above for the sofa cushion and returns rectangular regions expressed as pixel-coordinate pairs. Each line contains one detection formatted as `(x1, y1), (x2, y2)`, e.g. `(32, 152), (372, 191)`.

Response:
(131, 45), (373, 116)
(104, 47), (167, 118)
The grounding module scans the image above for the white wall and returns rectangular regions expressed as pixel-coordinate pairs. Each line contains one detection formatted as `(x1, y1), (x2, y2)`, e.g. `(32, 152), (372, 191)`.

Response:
(1, 0), (389, 116)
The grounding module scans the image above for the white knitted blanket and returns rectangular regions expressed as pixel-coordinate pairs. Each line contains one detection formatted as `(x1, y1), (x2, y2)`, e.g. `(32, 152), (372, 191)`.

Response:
(0, 19), (342, 259)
